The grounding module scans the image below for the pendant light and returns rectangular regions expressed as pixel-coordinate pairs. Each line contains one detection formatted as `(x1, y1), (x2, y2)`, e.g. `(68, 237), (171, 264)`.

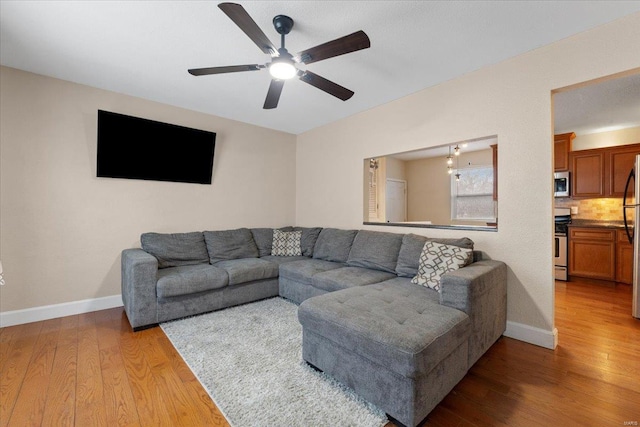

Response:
(446, 146), (453, 174)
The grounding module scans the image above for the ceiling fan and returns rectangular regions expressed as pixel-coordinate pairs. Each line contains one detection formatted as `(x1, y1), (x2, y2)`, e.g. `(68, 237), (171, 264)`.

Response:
(188, 2), (371, 109)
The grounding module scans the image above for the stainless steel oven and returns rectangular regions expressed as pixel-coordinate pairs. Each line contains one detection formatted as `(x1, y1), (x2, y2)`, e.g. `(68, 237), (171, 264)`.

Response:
(554, 233), (568, 280)
(554, 207), (570, 281)
(554, 171), (570, 198)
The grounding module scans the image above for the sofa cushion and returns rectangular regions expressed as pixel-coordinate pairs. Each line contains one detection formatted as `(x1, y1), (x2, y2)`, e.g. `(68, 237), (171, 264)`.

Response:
(141, 232), (209, 269)
(213, 258), (279, 286)
(375, 277), (440, 304)
(396, 233), (474, 278)
(259, 255), (309, 266)
(411, 241), (473, 291)
(298, 283), (471, 379)
(346, 230), (403, 273)
(279, 259), (344, 286)
(272, 230), (303, 256)
(312, 228), (358, 263)
(292, 227), (323, 257)
(204, 228), (259, 263)
(156, 264), (228, 298)
(311, 267), (396, 293)
(251, 227), (293, 257)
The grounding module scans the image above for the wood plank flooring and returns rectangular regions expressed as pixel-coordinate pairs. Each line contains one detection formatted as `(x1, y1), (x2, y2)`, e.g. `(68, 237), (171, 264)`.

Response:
(1, 278), (639, 426)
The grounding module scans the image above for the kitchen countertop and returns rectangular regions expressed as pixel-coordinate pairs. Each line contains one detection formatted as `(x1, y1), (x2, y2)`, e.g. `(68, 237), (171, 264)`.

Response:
(568, 219), (629, 229)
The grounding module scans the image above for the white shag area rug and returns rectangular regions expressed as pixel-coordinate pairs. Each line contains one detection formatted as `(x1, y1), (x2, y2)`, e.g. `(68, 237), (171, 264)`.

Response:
(160, 297), (388, 427)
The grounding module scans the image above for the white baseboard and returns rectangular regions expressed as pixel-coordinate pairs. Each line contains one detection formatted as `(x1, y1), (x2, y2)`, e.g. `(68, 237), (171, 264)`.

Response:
(0, 294), (123, 327)
(504, 320), (558, 349)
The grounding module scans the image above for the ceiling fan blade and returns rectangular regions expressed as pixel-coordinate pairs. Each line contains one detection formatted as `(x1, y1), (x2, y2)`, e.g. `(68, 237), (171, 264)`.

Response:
(295, 30), (370, 65)
(188, 64), (262, 76)
(264, 79), (285, 109)
(218, 2), (277, 55)
(298, 71), (354, 101)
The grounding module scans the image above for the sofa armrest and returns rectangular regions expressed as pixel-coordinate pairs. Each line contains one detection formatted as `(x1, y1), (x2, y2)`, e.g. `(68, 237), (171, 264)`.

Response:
(440, 260), (507, 367)
(121, 248), (159, 330)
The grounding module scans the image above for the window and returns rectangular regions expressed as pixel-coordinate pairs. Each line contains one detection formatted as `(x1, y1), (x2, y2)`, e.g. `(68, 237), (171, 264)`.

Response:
(368, 159), (379, 220)
(451, 165), (496, 221)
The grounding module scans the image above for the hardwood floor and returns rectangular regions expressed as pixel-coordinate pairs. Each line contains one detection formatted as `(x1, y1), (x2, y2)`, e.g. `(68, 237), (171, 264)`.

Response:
(1, 278), (639, 426)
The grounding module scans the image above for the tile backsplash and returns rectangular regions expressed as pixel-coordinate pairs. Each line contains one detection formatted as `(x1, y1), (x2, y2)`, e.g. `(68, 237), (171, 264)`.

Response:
(555, 198), (623, 221)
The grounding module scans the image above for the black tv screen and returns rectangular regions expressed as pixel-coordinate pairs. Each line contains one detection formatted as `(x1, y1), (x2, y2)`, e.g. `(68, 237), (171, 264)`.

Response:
(97, 110), (216, 184)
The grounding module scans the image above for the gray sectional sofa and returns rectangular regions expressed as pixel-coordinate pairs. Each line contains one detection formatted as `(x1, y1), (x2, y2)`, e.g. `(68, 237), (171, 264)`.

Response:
(121, 226), (507, 427)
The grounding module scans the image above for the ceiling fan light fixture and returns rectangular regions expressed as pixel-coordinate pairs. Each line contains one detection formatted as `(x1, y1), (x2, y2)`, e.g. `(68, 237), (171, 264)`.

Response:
(269, 59), (297, 80)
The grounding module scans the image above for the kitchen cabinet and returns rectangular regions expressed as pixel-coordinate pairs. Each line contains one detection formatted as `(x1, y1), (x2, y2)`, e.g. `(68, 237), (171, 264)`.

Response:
(616, 229), (634, 285)
(609, 145), (640, 198)
(569, 227), (616, 281)
(570, 143), (640, 199)
(491, 144), (498, 200)
(571, 151), (604, 198)
(554, 132), (574, 172)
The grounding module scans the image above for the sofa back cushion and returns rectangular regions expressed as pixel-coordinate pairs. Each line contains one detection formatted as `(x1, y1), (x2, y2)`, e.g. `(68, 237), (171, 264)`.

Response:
(250, 227), (293, 257)
(396, 233), (474, 278)
(292, 227), (323, 257)
(203, 228), (259, 263)
(312, 228), (358, 263)
(346, 230), (404, 273)
(140, 232), (209, 269)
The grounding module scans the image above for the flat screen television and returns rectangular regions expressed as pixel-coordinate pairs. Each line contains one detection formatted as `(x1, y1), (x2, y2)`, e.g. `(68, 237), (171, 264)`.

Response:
(97, 110), (216, 184)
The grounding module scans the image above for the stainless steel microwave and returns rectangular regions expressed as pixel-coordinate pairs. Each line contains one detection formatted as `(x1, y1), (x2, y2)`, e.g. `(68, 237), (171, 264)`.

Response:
(554, 171), (570, 197)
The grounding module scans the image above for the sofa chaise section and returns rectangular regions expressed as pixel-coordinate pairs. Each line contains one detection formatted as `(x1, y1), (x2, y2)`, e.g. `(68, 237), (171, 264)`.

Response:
(298, 256), (506, 427)
(298, 282), (471, 427)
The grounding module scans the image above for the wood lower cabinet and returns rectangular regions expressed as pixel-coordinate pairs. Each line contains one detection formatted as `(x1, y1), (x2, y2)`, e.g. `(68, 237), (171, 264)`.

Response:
(570, 227), (634, 284)
(569, 227), (616, 281)
(616, 229), (634, 284)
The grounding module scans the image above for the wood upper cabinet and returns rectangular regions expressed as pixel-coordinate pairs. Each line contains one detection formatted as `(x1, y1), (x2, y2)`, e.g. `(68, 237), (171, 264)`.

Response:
(570, 143), (640, 199)
(569, 227), (616, 280)
(609, 145), (639, 198)
(491, 144), (498, 201)
(554, 132), (574, 171)
(616, 229), (634, 285)
(571, 151), (605, 198)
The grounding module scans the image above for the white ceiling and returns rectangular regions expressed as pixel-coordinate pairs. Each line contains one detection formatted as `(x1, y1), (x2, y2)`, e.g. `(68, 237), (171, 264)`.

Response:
(2, 1), (640, 135)
(554, 72), (640, 135)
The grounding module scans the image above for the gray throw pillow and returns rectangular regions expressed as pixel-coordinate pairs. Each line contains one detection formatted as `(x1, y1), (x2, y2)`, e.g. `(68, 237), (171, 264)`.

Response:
(411, 240), (473, 291)
(346, 230), (403, 273)
(272, 230), (303, 256)
(396, 233), (474, 278)
(292, 227), (323, 257)
(250, 227), (293, 257)
(312, 228), (358, 263)
(140, 232), (209, 269)
(203, 228), (259, 263)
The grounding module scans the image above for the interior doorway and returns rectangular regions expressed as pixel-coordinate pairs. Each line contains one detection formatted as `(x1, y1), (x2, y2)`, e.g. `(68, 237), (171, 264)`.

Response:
(552, 70), (640, 332)
(385, 179), (407, 223)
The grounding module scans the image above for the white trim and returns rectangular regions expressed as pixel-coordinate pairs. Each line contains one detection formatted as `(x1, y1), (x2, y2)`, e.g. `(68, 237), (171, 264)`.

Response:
(0, 294), (123, 327)
(504, 320), (558, 349)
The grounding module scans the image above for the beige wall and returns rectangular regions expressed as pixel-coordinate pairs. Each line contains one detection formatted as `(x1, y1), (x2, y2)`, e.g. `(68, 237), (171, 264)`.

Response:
(296, 13), (640, 342)
(406, 149), (492, 224)
(572, 125), (640, 151)
(406, 156), (449, 223)
(0, 66), (296, 312)
(385, 157), (406, 181)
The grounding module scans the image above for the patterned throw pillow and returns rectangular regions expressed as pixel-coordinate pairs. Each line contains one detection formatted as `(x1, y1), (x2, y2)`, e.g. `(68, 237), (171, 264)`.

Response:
(271, 229), (303, 256)
(411, 240), (473, 291)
